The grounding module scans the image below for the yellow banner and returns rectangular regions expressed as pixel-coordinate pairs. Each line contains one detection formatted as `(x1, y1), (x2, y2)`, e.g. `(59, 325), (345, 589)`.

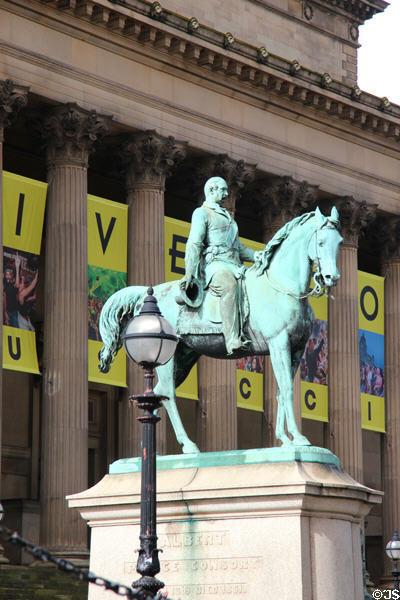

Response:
(3, 172), (47, 254)
(301, 381), (328, 422)
(237, 369), (264, 412)
(3, 326), (39, 374)
(361, 393), (385, 433)
(164, 216), (189, 282)
(88, 195), (128, 387)
(358, 271), (384, 335)
(88, 340), (126, 388)
(88, 195), (128, 272)
(164, 216), (198, 400)
(358, 271), (385, 432)
(3, 172), (47, 374)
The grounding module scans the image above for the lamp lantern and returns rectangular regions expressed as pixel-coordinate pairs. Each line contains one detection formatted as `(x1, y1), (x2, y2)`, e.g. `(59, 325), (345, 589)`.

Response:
(386, 530), (400, 591)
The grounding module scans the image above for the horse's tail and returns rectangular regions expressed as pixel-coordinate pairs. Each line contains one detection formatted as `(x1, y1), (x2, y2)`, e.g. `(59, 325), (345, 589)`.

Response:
(98, 285), (147, 373)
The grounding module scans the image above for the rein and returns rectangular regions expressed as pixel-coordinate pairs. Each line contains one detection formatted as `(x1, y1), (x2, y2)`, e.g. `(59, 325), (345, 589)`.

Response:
(264, 226), (331, 300)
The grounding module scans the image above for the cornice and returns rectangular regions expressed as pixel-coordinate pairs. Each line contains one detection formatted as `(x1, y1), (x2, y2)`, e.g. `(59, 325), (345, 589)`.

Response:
(3, 0), (400, 149)
(310, 0), (388, 24)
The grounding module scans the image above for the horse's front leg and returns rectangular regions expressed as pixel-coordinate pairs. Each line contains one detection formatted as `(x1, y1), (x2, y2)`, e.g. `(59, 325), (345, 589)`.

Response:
(154, 361), (200, 454)
(287, 344), (312, 446)
(269, 333), (311, 446)
(269, 333), (293, 446)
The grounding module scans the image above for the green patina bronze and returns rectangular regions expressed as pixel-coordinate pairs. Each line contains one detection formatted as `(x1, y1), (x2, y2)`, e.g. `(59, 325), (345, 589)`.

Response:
(99, 177), (343, 454)
(109, 446), (340, 474)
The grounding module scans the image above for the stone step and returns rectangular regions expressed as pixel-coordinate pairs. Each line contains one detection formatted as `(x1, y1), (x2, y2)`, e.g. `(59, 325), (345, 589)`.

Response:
(0, 565), (88, 600)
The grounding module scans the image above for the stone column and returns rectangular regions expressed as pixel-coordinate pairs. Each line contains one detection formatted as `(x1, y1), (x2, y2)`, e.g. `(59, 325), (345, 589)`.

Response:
(0, 79), (28, 563)
(327, 197), (375, 482)
(196, 156), (256, 451)
(379, 217), (400, 579)
(118, 131), (186, 458)
(38, 104), (109, 560)
(258, 176), (318, 446)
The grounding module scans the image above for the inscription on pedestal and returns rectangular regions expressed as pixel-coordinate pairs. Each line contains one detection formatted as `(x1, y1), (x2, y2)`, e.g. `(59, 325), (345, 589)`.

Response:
(124, 526), (263, 599)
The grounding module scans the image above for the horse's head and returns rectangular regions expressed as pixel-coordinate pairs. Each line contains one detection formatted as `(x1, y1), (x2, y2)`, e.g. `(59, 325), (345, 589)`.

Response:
(309, 206), (343, 288)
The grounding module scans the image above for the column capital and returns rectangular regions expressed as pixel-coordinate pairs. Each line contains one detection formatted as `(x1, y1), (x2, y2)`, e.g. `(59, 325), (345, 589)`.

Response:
(375, 215), (400, 263)
(334, 196), (376, 247)
(119, 130), (187, 189)
(36, 103), (110, 167)
(256, 175), (319, 235)
(195, 154), (256, 215)
(0, 79), (29, 135)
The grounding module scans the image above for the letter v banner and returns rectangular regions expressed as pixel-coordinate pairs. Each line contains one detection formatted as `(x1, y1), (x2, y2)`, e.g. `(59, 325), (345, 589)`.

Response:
(3, 171), (47, 374)
(88, 194), (127, 386)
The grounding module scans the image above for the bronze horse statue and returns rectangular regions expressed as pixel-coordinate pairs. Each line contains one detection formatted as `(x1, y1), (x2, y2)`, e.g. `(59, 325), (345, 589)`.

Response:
(99, 207), (342, 453)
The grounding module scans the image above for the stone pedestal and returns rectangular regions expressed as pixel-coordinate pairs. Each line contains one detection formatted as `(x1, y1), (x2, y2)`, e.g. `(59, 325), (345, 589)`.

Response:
(68, 450), (382, 600)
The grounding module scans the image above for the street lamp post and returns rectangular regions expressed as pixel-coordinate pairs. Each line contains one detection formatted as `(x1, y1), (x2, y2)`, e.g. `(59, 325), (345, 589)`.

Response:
(386, 529), (400, 591)
(121, 287), (178, 597)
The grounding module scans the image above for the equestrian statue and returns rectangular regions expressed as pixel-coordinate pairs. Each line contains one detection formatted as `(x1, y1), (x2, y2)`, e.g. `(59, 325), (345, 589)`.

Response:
(99, 176), (343, 454)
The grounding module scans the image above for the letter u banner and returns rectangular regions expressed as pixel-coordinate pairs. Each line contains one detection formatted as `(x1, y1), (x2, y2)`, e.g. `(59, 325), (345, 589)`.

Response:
(88, 195), (127, 387)
(358, 271), (385, 433)
(3, 171), (47, 374)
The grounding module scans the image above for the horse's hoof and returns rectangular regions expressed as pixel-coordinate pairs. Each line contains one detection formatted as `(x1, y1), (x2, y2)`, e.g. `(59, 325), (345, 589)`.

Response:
(182, 440), (200, 454)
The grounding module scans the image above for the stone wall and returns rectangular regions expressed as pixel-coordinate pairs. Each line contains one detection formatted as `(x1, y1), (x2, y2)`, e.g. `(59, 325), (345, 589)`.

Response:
(163, 0), (358, 82)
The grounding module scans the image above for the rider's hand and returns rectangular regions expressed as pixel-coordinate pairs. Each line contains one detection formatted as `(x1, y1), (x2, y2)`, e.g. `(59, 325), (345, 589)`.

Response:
(253, 250), (263, 263)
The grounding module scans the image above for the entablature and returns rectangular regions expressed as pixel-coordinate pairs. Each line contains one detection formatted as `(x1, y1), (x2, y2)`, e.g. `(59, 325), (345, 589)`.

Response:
(3, 0), (399, 150)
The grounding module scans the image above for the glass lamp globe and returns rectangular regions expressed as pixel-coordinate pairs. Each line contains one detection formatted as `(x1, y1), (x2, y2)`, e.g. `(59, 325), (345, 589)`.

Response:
(121, 287), (178, 367)
(386, 530), (400, 561)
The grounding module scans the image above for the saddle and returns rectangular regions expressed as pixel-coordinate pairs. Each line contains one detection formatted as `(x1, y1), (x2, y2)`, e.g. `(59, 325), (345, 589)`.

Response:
(175, 278), (250, 337)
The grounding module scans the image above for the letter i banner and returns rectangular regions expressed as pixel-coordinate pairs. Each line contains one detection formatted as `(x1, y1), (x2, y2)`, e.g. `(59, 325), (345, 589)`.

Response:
(3, 172), (47, 374)
(300, 276), (329, 422)
(88, 195), (127, 387)
(358, 271), (385, 433)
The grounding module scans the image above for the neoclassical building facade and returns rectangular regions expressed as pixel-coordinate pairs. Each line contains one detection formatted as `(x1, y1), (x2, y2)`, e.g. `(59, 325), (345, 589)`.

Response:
(0, 0), (399, 588)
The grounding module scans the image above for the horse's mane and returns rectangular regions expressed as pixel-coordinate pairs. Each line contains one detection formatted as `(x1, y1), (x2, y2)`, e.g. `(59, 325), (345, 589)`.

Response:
(251, 211), (316, 276)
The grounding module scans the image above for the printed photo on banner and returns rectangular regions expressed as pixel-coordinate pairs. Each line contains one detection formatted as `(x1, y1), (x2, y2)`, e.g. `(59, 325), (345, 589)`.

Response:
(300, 319), (328, 385)
(360, 330), (384, 397)
(236, 355), (264, 374)
(3, 247), (38, 331)
(88, 265), (126, 342)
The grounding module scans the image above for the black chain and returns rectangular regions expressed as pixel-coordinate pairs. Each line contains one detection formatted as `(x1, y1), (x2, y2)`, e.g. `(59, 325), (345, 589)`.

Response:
(0, 524), (168, 600)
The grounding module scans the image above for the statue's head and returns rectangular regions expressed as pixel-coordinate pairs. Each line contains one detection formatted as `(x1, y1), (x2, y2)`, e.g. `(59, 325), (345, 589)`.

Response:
(204, 177), (228, 205)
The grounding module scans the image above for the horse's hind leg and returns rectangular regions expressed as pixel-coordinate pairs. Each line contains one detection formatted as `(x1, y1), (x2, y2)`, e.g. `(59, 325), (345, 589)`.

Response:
(154, 356), (200, 454)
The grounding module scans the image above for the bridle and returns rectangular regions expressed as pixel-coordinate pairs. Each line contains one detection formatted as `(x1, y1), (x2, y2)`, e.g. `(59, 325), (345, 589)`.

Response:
(264, 220), (337, 300)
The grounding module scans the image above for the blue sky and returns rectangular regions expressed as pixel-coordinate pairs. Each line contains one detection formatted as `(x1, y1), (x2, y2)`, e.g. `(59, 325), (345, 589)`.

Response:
(358, 1), (400, 105)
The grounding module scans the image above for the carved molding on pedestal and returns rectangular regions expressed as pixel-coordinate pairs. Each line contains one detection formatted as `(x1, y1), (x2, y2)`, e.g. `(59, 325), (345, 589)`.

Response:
(256, 175), (319, 235)
(194, 154), (256, 215)
(334, 196), (376, 247)
(35, 103), (110, 167)
(118, 130), (187, 189)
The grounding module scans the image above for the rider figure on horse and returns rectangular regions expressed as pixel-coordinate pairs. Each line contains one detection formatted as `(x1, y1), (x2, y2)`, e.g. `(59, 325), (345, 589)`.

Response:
(181, 176), (262, 355)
